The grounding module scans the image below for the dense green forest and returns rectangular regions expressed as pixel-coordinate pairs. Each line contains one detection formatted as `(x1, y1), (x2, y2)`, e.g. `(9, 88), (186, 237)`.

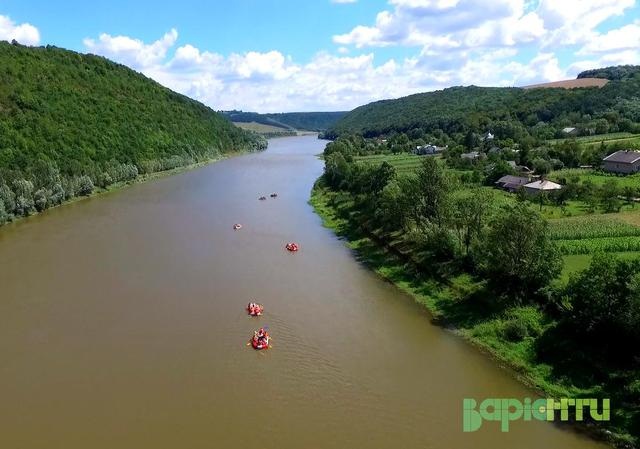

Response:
(222, 110), (347, 132)
(0, 41), (266, 225)
(326, 67), (640, 143)
(578, 65), (640, 81)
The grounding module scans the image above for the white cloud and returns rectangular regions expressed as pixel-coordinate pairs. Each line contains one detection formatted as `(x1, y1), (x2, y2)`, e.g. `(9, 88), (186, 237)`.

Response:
(0, 14), (40, 45)
(537, 0), (635, 47)
(82, 28), (587, 112)
(577, 22), (640, 55)
(84, 29), (178, 69)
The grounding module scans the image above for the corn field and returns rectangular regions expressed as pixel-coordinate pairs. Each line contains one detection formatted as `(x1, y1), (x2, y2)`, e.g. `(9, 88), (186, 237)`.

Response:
(557, 236), (640, 255)
(549, 216), (640, 240)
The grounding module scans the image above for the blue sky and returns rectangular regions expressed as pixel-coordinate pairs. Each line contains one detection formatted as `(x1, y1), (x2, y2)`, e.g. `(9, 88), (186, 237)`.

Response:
(1, 0), (639, 112)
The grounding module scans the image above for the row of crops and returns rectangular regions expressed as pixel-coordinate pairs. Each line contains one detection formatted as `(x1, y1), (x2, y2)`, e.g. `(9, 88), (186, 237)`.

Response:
(548, 216), (640, 240)
(550, 216), (640, 255)
(557, 236), (640, 255)
(355, 154), (426, 174)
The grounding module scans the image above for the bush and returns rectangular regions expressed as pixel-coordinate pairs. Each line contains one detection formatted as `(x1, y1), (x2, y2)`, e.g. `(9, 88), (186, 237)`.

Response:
(0, 201), (8, 225)
(503, 319), (529, 342)
(76, 175), (94, 196)
(34, 188), (47, 212)
(504, 306), (544, 337)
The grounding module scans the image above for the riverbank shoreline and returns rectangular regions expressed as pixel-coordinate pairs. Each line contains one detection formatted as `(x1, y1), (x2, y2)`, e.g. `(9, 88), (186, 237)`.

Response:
(0, 149), (253, 230)
(309, 180), (631, 449)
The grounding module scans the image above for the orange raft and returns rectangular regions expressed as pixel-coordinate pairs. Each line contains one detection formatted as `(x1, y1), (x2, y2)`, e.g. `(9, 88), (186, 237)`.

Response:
(251, 329), (270, 350)
(285, 242), (299, 252)
(246, 303), (264, 316)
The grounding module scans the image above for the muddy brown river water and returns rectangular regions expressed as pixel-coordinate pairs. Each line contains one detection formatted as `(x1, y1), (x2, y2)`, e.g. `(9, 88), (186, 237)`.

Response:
(0, 135), (609, 448)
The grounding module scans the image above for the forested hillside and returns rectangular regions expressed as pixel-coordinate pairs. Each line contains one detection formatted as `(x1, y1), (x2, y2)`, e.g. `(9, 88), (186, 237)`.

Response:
(0, 41), (265, 224)
(577, 65), (640, 81)
(222, 110), (347, 132)
(327, 68), (640, 142)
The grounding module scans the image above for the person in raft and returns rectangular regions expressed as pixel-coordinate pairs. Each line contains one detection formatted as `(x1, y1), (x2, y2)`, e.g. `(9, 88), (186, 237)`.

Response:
(256, 328), (267, 342)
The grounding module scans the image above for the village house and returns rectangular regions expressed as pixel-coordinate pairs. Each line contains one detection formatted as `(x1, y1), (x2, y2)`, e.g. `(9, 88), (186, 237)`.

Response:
(602, 150), (640, 174)
(461, 151), (481, 161)
(495, 175), (530, 192)
(562, 127), (578, 136)
(415, 144), (445, 155)
(482, 132), (494, 141)
(523, 180), (562, 195)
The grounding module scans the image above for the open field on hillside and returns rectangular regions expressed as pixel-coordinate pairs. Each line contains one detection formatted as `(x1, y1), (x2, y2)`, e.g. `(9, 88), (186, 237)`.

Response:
(522, 78), (609, 89)
(233, 121), (293, 134)
(549, 168), (640, 187)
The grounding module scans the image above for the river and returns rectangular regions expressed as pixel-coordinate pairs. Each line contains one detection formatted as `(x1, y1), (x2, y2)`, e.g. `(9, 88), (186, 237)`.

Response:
(0, 135), (609, 448)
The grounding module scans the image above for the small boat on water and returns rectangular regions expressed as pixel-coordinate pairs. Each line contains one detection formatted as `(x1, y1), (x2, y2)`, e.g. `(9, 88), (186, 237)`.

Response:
(233, 223), (243, 230)
(258, 196), (267, 201)
(251, 328), (270, 350)
(270, 193), (278, 198)
(285, 242), (299, 252)
(247, 302), (264, 316)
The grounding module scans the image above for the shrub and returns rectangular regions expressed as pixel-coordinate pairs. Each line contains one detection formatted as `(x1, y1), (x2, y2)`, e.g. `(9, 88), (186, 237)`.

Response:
(34, 188), (47, 212)
(503, 319), (529, 342)
(76, 175), (94, 196)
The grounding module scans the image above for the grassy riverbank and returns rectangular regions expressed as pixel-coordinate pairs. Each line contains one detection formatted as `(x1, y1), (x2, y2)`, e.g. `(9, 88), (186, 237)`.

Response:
(310, 180), (635, 448)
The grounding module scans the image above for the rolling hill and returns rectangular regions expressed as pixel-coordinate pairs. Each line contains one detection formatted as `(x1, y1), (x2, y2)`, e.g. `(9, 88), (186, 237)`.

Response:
(326, 66), (640, 143)
(222, 110), (347, 132)
(0, 40), (266, 223)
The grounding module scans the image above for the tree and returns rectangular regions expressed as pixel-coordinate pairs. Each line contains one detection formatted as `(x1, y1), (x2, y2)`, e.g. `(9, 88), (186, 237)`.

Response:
(600, 179), (622, 213)
(0, 201), (8, 225)
(532, 157), (552, 175)
(623, 186), (636, 207)
(370, 161), (396, 196)
(34, 189), (48, 212)
(77, 175), (94, 196)
(566, 254), (640, 349)
(451, 190), (492, 257)
(479, 203), (562, 301)
(324, 151), (351, 189)
(415, 157), (451, 227)
(0, 181), (16, 214)
(12, 179), (34, 216)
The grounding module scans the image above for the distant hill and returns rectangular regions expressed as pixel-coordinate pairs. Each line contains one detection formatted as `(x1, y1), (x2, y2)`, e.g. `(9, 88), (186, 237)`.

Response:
(0, 41), (265, 224)
(221, 110), (347, 132)
(522, 78), (609, 89)
(326, 65), (640, 143)
(577, 65), (640, 81)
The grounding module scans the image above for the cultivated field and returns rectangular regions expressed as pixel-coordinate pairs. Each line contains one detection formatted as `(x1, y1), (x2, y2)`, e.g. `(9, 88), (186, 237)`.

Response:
(522, 78), (609, 89)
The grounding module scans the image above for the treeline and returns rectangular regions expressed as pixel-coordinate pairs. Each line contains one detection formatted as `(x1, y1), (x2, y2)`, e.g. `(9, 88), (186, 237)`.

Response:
(221, 110), (347, 132)
(321, 136), (640, 444)
(0, 41), (266, 225)
(578, 65), (640, 81)
(326, 67), (640, 144)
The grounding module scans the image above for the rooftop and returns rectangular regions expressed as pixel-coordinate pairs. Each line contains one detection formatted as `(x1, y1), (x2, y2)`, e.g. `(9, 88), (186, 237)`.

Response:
(524, 180), (562, 191)
(603, 150), (640, 164)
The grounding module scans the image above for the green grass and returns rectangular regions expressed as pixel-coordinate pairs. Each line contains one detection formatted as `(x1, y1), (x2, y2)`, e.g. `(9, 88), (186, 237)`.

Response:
(550, 132), (639, 144)
(549, 168), (640, 188)
(562, 252), (640, 282)
(354, 153), (426, 174)
(233, 121), (295, 135)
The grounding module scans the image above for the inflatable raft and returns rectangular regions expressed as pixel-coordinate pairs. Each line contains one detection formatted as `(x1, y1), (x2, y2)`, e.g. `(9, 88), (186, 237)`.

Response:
(251, 331), (270, 350)
(247, 303), (264, 316)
